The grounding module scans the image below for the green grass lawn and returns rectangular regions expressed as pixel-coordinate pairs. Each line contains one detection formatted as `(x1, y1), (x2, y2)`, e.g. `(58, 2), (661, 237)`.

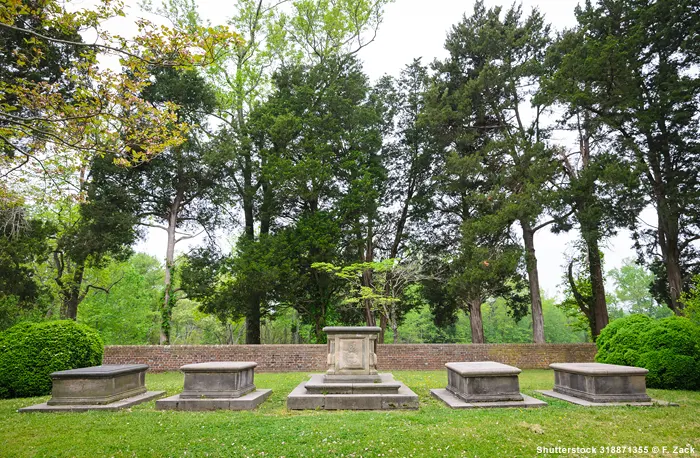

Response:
(1, 370), (698, 457)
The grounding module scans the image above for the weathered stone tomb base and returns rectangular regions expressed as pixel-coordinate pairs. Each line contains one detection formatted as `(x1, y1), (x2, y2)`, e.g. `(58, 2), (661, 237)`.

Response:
(430, 388), (546, 409)
(287, 373), (418, 410)
(535, 390), (677, 407)
(156, 389), (272, 411)
(19, 391), (165, 413)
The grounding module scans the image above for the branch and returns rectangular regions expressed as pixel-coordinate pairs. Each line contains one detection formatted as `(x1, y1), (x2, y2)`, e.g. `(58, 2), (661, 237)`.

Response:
(567, 260), (590, 315)
(79, 273), (125, 302)
(176, 229), (205, 244)
(139, 222), (169, 231)
(2, 21), (181, 67)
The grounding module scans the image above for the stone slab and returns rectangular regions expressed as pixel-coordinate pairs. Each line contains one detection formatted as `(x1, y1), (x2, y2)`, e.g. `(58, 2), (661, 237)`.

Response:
(51, 364), (150, 378)
(535, 390), (678, 407)
(550, 363), (648, 376)
(180, 362), (257, 372)
(304, 373), (400, 394)
(323, 374), (383, 383)
(156, 389), (272, 411)
(445, 361), (522, 376)
(287, 375), (418, 410)
(18, 391), (165, 413)
(431, 389), (546, 409)
(322, 326), (382, 333)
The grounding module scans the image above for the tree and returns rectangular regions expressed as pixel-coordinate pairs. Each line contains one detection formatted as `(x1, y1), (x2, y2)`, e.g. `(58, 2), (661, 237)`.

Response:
(313, 258), (427, 342)
(235, 56), (386, 341)
(90, 67), (224, 344)
(149, 0), (391, 343)
(0, 205), (55, 329)
(559, 244), (626, 339)
(550, 0), (700, 314)
(429, 1), (558, 343)
(1, 0), (237, 201)
(445, 222), (528, 344)
(365, 59), (436, 339)
(78, 254), (163, 344)
(608, 259), (671, 319)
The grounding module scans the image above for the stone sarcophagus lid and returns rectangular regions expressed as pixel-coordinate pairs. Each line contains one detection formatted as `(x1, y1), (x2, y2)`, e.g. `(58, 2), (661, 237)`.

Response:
(324, 326), (380, 378)
(19, 364), (165, 412)
(445, 361), (523, 402)
(550, 362), (651, 403)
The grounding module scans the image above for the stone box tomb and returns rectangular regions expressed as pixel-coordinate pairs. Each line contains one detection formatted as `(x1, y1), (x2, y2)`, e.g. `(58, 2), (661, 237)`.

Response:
(431, 361), (546, 409)
(156, 362), (271, 411)
(536, 362), (653, 405)
(19, 364), (165, 412)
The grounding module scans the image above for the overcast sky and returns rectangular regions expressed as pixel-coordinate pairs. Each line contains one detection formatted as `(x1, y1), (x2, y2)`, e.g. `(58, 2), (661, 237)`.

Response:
(132, 0), (643, 298)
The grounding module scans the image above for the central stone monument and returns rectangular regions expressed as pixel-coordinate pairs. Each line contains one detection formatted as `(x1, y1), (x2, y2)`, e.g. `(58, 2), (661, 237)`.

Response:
(287, 326), (418, 410)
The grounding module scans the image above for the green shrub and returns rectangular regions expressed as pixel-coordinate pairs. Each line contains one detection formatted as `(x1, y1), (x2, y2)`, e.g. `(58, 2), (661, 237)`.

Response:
(596, 314), (700, 390)
(595, 314), (652, 366)
(637, 350), (700, 391)
(640, 315), (700, 357)
(0, 320), (103, 398)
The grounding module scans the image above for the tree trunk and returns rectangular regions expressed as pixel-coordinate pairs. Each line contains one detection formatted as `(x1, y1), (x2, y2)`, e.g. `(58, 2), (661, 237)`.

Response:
(60, 263), (85, 320)
(245, 293), (262, 344)
(521, 221), (545, 343)
(361, 222), (376, 327)
(657, 208), (684, 315)
(390, 304), (399, 343)
(666, 254), (683, 315)
(584, 234), (609, 337)
(467, 298), (485, 344)
(378, 313), (387, 343)
(160, 193), (181, 345)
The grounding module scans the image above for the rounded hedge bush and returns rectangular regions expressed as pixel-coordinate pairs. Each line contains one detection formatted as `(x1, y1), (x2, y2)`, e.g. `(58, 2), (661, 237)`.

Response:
(595, 314), (652, 366)
(0, 320), (103, 398)
(595, 314), (700, 390)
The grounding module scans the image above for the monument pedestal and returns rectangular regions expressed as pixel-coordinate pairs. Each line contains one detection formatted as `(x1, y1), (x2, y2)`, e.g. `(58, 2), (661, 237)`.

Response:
(431, 362), (546, 409)
(287, 327), (418, 410)
(156, 362), (271, 411)
(19, 365), (164, 412)
(536, 362), (657, 406)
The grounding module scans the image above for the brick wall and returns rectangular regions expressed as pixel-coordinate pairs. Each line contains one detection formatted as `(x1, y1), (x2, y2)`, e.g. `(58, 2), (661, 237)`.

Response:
(104, 343), (597, 372)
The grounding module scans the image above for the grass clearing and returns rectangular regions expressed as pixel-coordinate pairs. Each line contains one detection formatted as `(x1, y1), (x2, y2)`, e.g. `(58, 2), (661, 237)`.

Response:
(1, 370), (698, 457)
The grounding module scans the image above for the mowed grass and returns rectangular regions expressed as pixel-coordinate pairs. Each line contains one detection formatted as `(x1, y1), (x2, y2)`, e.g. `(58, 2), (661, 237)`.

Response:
(1, 370), (698, 457)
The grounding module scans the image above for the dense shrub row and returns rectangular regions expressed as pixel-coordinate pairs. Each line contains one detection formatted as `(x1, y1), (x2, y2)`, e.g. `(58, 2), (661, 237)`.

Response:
(595, 315), (700, 390)
(0, 321), (103, 398)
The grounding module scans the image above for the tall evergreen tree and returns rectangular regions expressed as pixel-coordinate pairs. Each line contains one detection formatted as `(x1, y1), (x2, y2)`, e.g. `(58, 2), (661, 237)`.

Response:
(550, 0), (700, 315)
(427, 1), (556, 342)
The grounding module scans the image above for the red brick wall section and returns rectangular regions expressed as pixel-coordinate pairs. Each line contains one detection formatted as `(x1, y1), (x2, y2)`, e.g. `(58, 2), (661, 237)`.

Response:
(103, 343), (597, 372)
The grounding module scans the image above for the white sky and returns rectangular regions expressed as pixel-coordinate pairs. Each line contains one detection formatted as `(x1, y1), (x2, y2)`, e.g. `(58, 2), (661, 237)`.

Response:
(132, 0), (645, 298)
